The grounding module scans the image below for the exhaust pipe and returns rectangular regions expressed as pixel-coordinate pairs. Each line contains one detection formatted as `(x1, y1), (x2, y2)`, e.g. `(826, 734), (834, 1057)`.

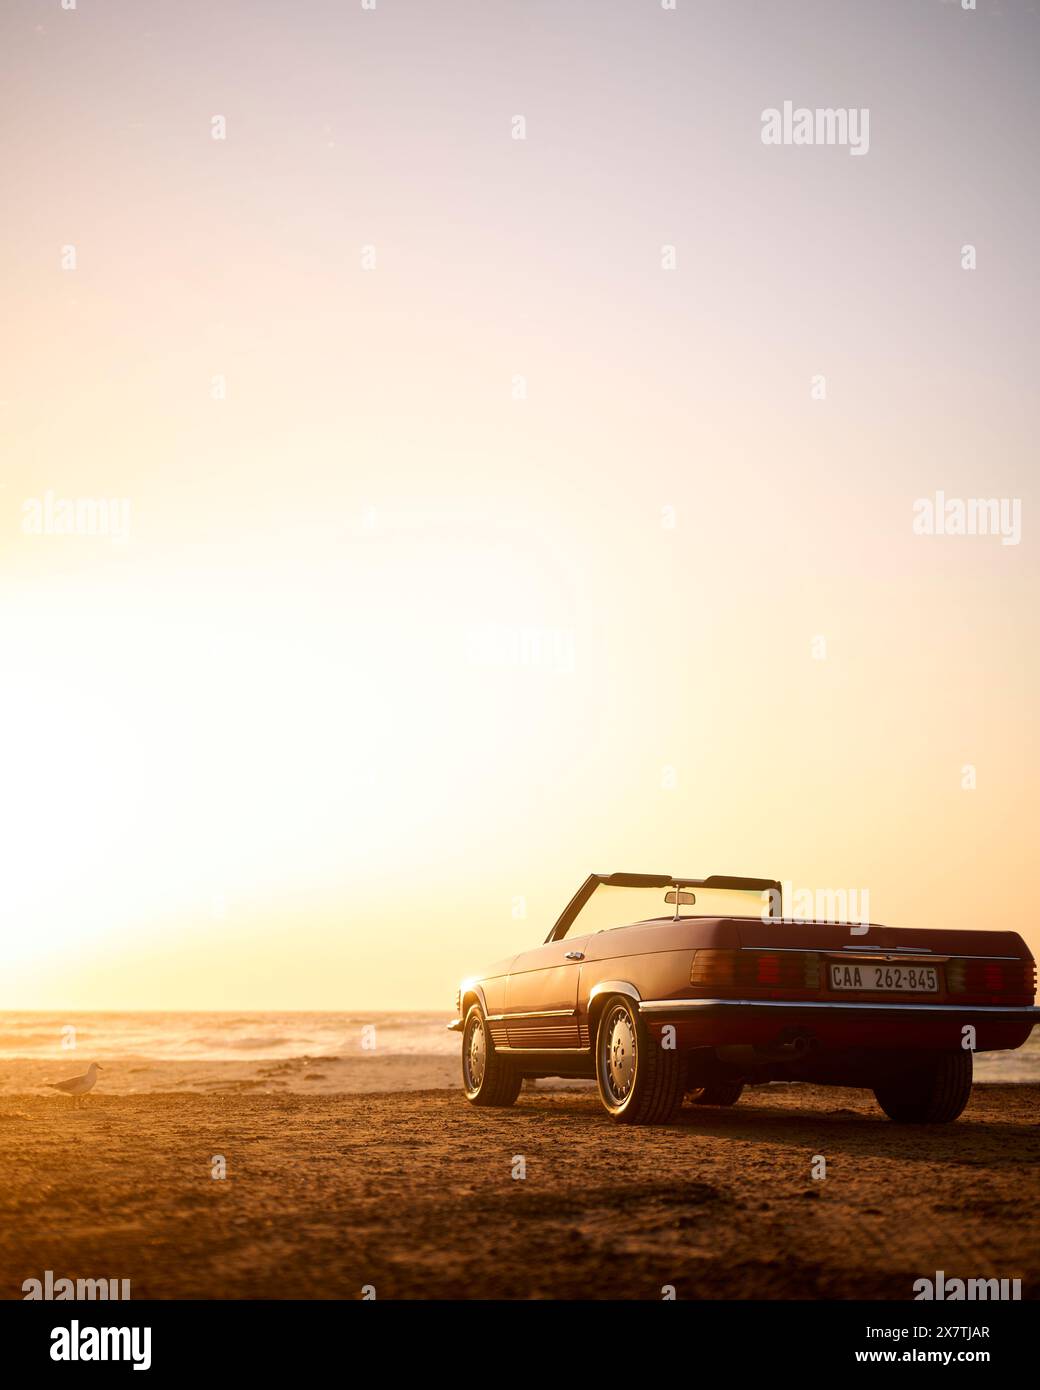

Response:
(716, 1034), (815, 1067)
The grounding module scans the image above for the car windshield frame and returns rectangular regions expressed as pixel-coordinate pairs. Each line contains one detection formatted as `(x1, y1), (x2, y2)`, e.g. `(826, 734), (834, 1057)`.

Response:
(546, 873), (783, 943)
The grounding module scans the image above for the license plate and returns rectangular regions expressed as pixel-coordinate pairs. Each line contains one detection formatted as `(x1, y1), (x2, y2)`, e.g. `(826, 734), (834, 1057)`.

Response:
(829, 962), (939, 994)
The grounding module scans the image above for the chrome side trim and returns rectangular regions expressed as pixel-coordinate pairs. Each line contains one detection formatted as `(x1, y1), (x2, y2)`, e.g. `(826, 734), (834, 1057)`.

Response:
(486, 1009), (576, 1022)
(494, 1046), (589, 1055)
(638, 998), (1040, 1016)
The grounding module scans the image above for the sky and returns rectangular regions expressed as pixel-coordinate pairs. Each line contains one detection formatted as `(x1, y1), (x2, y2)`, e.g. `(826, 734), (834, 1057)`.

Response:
(1, 0), (1037, 1009)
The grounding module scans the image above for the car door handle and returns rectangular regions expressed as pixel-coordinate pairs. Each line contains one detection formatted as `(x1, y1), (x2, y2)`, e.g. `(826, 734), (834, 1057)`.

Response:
(565, 950), (585, 961)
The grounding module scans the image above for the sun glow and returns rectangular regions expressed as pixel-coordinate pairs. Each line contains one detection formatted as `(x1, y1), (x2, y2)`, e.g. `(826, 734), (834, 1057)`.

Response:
(2, 2), (1037, 1011)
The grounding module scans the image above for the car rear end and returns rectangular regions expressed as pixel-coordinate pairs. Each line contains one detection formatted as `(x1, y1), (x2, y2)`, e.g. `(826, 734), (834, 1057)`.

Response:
(641, 920), (1038, 1073)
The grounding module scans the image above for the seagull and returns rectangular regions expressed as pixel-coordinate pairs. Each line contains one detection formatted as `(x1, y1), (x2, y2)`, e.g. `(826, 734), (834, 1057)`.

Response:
(48, 1062), (102, 1107)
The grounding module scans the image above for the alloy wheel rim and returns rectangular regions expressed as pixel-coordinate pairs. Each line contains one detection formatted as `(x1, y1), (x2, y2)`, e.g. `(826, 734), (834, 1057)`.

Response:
(602, 1005), (637, 1103)
(465, 1016), (486, 1091)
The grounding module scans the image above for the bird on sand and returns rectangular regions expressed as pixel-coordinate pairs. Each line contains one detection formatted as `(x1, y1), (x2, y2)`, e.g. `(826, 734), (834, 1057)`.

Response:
(48, 1062), (102, 1106)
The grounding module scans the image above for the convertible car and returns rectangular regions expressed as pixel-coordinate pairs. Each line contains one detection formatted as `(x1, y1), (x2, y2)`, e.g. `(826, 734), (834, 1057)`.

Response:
(449, 873), (1038, 1125)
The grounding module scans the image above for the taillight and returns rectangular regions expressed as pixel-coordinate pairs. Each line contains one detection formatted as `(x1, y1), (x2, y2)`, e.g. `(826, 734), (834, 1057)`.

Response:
(946, 957), (1035, 1004)
(690, 949), (820, 996)
(690, 950), (736, 989)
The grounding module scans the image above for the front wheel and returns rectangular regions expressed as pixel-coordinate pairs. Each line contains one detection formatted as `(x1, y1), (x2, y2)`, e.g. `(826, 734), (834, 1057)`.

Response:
(461, 1004), (521, 1107)
(873, 1050), (973, 1123)
(595, 995), (685, 1125)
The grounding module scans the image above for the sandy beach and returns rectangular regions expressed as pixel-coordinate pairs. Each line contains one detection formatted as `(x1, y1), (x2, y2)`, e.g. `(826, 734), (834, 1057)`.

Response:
(0, 1053), (463, 1098)
(2, 1065), (1036, 1300)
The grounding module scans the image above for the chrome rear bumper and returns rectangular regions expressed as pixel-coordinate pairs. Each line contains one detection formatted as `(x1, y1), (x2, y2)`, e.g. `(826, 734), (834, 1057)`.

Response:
(638, 998), (1040, 1023)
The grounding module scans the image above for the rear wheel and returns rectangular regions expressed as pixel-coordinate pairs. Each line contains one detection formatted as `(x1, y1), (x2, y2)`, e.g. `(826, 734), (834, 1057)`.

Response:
(688, 1081), (745, 1107)
(873, 1051), (973, 1124)
(595, 995), (685, 1125)
(461, 1004), (521, 1107)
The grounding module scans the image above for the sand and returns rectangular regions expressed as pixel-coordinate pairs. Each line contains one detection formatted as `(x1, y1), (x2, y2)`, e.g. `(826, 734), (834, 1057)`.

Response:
(1, 1067), (1037, 1300)
(0, 1054), (463, 1097)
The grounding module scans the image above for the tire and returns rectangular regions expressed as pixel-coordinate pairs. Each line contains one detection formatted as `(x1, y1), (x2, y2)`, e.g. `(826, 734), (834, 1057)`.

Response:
(688, 1081), (745, 1107)
(595, 994), (685, 1125)
(873, 1050), (973, 1124)
(461, 1004), (522, 1107)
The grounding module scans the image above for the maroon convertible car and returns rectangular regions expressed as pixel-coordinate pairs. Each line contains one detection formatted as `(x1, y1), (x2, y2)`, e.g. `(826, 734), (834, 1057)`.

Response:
(449, 873), (1037, 1125)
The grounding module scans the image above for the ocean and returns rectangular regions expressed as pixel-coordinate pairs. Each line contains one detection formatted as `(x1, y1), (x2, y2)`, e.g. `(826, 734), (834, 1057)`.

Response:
(0, 1011), (1036, 1079)
(0, 1011), (459, 1062)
